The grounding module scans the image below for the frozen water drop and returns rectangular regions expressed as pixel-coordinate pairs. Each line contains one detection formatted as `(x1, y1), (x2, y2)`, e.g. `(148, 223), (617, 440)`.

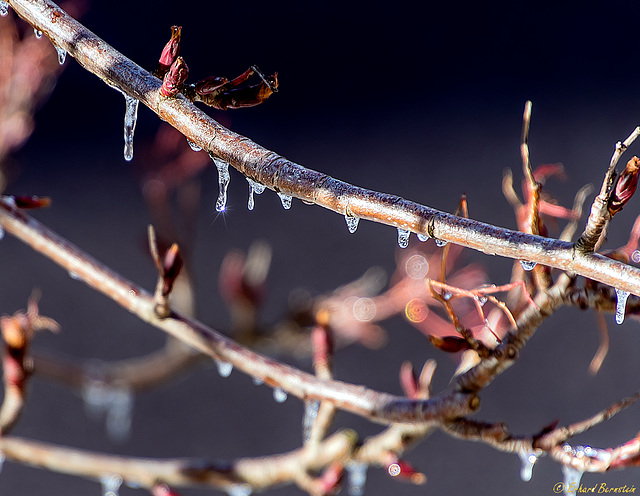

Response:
(417, 233), (429, 242)
(210, 156), (230, 212)
(520, 260), (537, 271)
(215, 360), (233, 378)
(632, 250), (640, 264)
(246, 178), (265, 211)
(442, 291), (452, 301)
(0, 225), (4, 240)
(277, 192), (292, 209)
(186, 139), (202, 152)
(101, 474), (123, 496)
(434, 238), (448, 247)
(273, 387), (288, 403)
(615, 288), (630, 325)
(0, 451), (5, 473)
(475, 295), (488, 306)
(397, 228), (410, 248)
(517, 450), (538, 482)
(302, 400), (320, 442)
(252, 376), (264, 386)
(55, 46), (67, 65)
(68, 271), (81, 281)
(347, 462), (368, 496)
(34, 28), (43, 39)
(0, 2), (8, 16)
(562, 465), (583, 496)
(123, 95), (139, 161)
(345, 215), (360, 234)
(226, 484), (252, 496)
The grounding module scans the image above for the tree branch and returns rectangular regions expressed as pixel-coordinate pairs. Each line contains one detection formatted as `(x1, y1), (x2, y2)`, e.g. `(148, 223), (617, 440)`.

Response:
(6, 0), (640, 297)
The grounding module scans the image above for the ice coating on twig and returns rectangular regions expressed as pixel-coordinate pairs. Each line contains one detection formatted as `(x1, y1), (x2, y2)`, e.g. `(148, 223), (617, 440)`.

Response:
(246, 177), (266, 210)
(123, 94), (139, 161)
(55, 46), (67, 65)
(517, 450), (539, 482)
(186, 139), (202, 152)
(417, 233), (429, 242)
(397, 228), (410, 248)
(562, 465), (583, 495)
(345, 215), (360, 233)
(211, 156), (230, 212)
(615, 288), (630, 324)
(277, 192), (292, 209)
(0, 225), (4, 240)
(302, 400), (320, 442)
(435, 238), (448, 247)
(0, 2), (9, 16)
(101, 474), (123, 496)
(0, 452), (5, 473)
(34, 28), (43, 38)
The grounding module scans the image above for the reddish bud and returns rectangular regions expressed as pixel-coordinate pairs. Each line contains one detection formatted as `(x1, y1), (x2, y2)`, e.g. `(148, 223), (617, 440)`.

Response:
(428, 335), (471, 353)
(160, 56), (189, 98)
(161, 242), (183, 295)
(13, 195), (51, 209)
(319, 463), (344, 495)
(399, 361), (420, 399)
(312, 322), (334, 369)
(154, 26), (182, 78)
(609, 156), (640, 216)
(152, 484), (182, 496)
(387, 460), (426, 485)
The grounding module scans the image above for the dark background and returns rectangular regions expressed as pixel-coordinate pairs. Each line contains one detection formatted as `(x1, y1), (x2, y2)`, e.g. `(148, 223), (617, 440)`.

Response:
(1, 0), (640, 495)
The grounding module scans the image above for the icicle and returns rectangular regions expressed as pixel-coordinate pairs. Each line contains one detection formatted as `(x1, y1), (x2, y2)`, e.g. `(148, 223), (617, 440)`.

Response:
(562, 465), (583, 495)
(123, 95), (139, 162)
(246, 178), (265, 211)
(519, 260), (537, 271)
(347, 462), (368, 496)
(226, 484), (252, 496)
(397, 228), (410, 248)
(186, 139), (202, 152)
(34, 28), (43, 39)
(101, 474), (123, 496)
(277, 192), (292, 210)
(615, 288), (630, 325)
(273, 387), (288, 403)
(210, 156), (230, 212)
(55, 46), (67, 65)
(434, 238), (448, 247)
(215, 360), (233, 378)
(82, 377), (133, 442)
(344, 215), (360, 233)
(0, 2), (8, 16)
(517, 450), (539, 482)
(302, 400), (320, 442)
(417, 233), (429, 242)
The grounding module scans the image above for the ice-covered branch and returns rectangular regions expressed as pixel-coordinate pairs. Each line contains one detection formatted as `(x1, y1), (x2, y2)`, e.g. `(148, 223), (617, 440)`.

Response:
(6, 0), (640, 296)
(0, 198), (478, 424)
(0, 430), (357, 492)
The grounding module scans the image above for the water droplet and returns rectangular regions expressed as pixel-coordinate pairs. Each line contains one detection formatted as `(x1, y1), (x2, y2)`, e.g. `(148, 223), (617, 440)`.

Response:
(302, 400), (320, 442)
(562, 465), (583, 495)
(434, 238), (448, 247)
(273, 387), (288, 403)
(277, 192), (292, 209)
(0, 225), (4, 240)
(615, 288), (630, 325)
(442, 291), (452, 301)
(517, 450), (538, 482)
(123, 94), (139, 161)
(475, 295), (488, 306)
(0, 451), (5, 473)
(632, 250), (640, 264)
(0, 2), (8, 16)
(246, 178), (265, 211)
(101, 474), (123, 496)
(397, 228), (410, 248)
(345, 215), (360, 233)
(215, 360), (233, 378)
(55, 46), (67, 65)
(417, 233), (429, 242)
(34, 28), (43, 39)
(210, 155), (230, 212)
(252, 376), (264, 386)
(226, 484), (252, 496)
(68, 271), (81, 281)
(186, 139), (202, 152)
(520, 260), (537, 271)
(347, 462), (368, 496)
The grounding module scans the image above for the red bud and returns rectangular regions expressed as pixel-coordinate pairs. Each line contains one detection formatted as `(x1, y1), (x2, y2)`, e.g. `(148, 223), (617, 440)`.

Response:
(160, 56), (189, 98)
(428, 335), (471, 353)
(155, 26), (182, 78)
(609, 156), (640, 216)
(12, 195), (51, 209)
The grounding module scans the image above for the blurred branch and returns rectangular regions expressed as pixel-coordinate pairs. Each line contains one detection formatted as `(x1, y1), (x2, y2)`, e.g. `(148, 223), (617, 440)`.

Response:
(5, 0), (640, 296)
